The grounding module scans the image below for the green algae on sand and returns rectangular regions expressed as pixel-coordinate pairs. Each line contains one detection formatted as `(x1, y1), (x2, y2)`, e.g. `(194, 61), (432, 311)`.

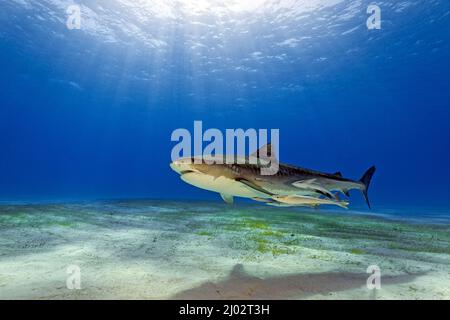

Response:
(0, 200), (449, 299)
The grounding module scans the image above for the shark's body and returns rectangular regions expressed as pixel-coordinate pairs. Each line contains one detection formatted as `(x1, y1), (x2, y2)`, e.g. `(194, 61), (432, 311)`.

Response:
(170, 145), (376, 209)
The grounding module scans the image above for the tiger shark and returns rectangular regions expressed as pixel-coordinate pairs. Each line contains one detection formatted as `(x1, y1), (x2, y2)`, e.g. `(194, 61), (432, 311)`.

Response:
(170, 144), (376, 209)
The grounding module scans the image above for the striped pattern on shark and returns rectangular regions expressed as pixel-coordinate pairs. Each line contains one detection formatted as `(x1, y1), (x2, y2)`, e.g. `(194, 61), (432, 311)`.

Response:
(170, 144), (376, 209)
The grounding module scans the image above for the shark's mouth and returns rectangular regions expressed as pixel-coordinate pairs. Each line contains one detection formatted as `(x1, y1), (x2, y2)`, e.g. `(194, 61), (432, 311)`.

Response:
(179, 170), (195, 176)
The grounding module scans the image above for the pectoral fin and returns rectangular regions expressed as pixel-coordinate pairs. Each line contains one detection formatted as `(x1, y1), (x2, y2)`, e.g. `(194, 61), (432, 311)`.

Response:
(220, 194), (234, 205)
(236, 178), (274, 196)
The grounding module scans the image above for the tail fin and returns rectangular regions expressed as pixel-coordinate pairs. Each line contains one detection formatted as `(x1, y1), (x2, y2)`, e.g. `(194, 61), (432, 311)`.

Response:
(360, 166), (376, 209)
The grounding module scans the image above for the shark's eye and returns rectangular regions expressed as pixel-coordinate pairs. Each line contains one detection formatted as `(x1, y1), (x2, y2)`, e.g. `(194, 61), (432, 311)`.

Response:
(178, 158), (194, 164)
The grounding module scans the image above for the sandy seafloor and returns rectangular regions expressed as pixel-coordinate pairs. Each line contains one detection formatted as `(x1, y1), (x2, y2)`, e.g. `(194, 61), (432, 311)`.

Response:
(0, 200), (449, 300)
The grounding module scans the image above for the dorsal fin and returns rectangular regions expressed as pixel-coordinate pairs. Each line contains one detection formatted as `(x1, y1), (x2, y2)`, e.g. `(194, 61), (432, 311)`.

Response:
(333, 172), (343, 177)
(251, 143), (272, 159)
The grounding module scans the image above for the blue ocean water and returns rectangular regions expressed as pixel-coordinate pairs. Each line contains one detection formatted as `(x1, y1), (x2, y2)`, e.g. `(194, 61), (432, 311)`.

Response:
(0, 0), (449, 212)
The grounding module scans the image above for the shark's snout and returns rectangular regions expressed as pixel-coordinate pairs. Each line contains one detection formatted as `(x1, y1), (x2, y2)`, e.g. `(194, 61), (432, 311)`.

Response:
(170, 158), (196, 175)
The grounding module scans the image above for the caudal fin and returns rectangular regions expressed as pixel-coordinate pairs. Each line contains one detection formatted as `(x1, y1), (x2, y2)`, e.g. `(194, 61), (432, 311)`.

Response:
(360, 166), (376, 209)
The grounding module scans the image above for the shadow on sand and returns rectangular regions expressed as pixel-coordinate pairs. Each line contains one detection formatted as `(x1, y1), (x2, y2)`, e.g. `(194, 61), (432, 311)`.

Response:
(171, 264), (424, 300)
